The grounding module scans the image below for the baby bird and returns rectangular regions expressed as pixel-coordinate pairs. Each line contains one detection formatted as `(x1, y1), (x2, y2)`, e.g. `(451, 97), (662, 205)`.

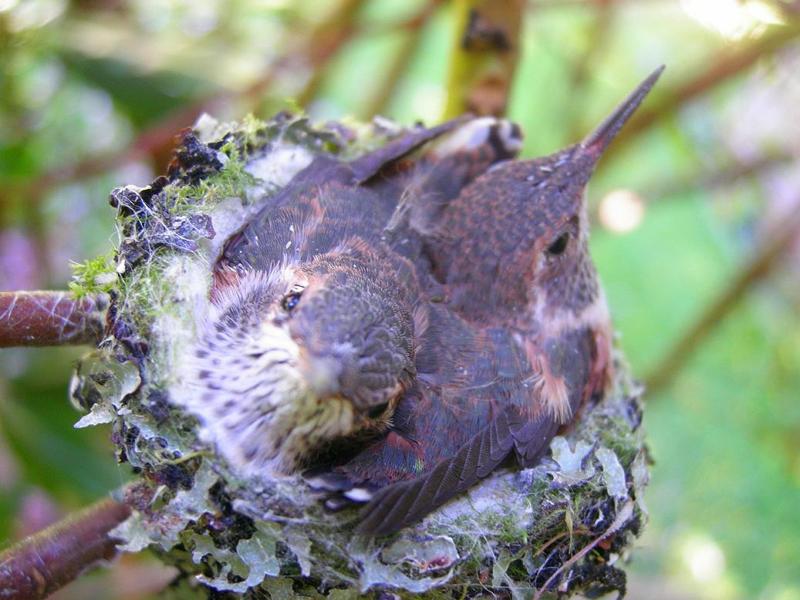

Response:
(175, 67), (663, 535)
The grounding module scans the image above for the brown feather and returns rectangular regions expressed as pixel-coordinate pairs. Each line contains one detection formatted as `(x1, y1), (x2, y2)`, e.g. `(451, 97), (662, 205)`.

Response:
(356, 409), (515, 536)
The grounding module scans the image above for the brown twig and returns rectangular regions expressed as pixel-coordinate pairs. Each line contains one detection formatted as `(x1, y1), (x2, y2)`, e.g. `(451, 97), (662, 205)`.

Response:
(0, 497), (131, 600)
(566, 0), (615, 141)
(357, 1), (445, 37)
(0, 291), (107, 347)
(442, 0), (525, 117)
(533, 501), (634, 599)
(602, 23), (800, 164)
(293, 0), (369, 108)
(362, 0), (444, 117)
(32, 105), (209, 200)
(11, 0), (367, 208)
(644, 202), (800, 393)
(527, 0), (686, 7)
(589, 152), (794, 227)
(643, 153), (794, 203)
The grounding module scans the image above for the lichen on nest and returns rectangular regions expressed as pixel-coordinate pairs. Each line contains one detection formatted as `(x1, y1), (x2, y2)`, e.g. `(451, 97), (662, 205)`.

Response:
(69, 112), (649, 599)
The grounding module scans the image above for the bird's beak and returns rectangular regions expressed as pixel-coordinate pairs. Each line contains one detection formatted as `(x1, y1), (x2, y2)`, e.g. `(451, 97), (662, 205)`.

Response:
(579, 65), (665, 161)
(298, 347), (345, 399)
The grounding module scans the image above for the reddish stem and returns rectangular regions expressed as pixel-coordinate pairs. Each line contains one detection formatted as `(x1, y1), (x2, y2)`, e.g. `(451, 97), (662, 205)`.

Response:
(0, 498), (131, 600)
(646, 153), (792, 202)
(8, 0), (369, 207)
(363, 0), (443, 117)
(645, 204), (800, 393)
(0, 291), (107, 347)
(565, 0), (615, 141)
(603, 24), (800, 164)
(293, 0), (370, 107)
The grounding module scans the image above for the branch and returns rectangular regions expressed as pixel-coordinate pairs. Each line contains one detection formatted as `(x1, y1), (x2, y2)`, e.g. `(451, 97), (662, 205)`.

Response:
(293, 0), (370, 108)
(10, 0), (368, 206)
(533, 501), (634, 599)
(590, 153), (793, 227)
(643, 153), (794, 203)
(0, 291), (107, 347)
(602, 23), (800, 164)
(362, 0), (443, 117)
(0, 498), (131, 600)
(357, 0), (445, 36)
(442, 0), (524, 117)
(644, 202), (800, 394)
(528, 0), (669, 6)
(565, 0), (615, 141)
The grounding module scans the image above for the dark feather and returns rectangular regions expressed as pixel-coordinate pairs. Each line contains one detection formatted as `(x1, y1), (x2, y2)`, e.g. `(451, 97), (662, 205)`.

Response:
(509, 413), (561, 467)
(355, 409), (516, 536)
(349, 118), (467, 184)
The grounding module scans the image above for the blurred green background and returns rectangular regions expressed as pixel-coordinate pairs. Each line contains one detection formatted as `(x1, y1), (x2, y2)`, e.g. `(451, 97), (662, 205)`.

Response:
(1, 0), (799, 598)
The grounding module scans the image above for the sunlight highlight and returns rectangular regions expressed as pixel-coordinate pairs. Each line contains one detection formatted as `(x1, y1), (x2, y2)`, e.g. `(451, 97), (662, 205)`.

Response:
(680, 0), (784, 39)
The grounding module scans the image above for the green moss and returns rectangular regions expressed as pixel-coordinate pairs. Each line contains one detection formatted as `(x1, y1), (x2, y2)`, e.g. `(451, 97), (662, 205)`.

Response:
(169, 149), (256, 215)
(596, 416), (638, 468)
(116, 251), (175, 331)
(527, 477), (551, 504)
(481, 510), (529, 545)
(68, 252), (117, 297)
(239, 113), (273, 149)
(528, 503), (569, 548)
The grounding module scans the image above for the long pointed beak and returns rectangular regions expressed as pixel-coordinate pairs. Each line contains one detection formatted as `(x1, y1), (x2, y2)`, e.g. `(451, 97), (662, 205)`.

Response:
(580, 65), (665, 160)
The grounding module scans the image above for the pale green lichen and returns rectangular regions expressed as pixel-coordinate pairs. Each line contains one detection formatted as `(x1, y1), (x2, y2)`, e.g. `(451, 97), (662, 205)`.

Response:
(70, 352), (140, 428)
(71, 113), (650, 599)
(596, 447), (628, 503)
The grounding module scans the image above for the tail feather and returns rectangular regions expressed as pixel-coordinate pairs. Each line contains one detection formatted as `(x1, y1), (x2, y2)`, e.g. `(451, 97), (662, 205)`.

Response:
(355, 411), (516, 536)
(308, 409), (563, 536)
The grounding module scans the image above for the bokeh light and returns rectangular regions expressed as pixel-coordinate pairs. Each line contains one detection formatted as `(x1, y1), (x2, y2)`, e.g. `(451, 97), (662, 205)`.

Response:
(598, 189), (646, 234)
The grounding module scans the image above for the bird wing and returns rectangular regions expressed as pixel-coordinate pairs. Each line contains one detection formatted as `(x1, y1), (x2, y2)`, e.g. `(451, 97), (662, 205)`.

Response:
(219, 117), (519, 277)
(349, 118), (467, 184)
(355, 408), (518, 535)
(351, 324), (603, 536)
(305, 387), (532, 537)
(312, 409), (561, 538)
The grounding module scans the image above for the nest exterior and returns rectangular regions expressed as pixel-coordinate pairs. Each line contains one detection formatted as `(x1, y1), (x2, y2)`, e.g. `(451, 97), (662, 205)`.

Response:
(69, 113), (649, 599)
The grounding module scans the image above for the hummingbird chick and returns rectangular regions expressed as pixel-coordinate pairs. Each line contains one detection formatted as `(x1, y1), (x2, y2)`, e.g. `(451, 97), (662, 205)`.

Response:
(174, 114), (521, 476)
(177, 241), (418, 475)
(174, 66), (663, 535)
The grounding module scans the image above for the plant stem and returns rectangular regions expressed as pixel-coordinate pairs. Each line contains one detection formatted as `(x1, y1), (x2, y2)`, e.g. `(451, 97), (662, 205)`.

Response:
(603, 23), (800, 164)
(565, 0), (615, 141)
(0, 291), (107, 347)
(442, 0), (524, 118)
(293, 0), (370, 108)
(363, 0), (444, 118)
(8, 0), (368, 208)
(0, 498), (131, 600)
(645, 204), (800, 394)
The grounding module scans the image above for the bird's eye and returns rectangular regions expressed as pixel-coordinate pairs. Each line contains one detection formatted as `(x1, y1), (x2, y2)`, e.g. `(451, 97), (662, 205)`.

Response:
(546, 232), (569, 256)
(281, 291), (303, 312)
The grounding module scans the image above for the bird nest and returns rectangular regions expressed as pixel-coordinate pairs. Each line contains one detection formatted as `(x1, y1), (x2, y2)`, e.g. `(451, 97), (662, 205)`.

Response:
(69, 112), (649, 599)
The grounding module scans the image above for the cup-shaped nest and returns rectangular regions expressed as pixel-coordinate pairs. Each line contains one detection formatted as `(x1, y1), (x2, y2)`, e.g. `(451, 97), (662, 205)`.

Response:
(70, 113), (648, 598)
